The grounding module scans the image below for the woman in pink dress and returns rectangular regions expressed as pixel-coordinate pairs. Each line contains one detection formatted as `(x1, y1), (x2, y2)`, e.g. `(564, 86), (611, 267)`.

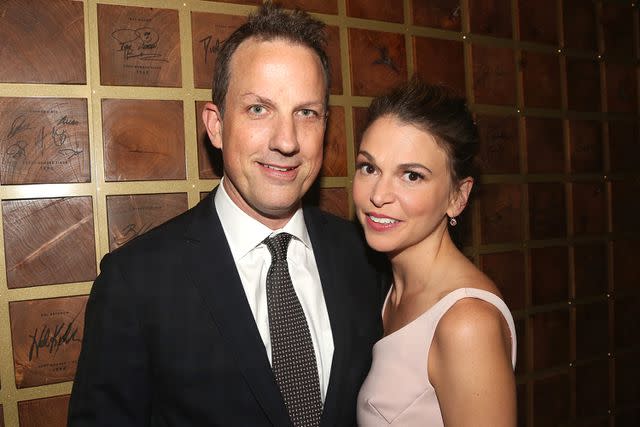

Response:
(355, 78), (517, 426)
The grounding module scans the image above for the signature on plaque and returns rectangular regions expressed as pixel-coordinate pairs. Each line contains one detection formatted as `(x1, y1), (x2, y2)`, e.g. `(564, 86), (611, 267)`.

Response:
(27, 313), (82, 362)
(112, 27), (168, 63)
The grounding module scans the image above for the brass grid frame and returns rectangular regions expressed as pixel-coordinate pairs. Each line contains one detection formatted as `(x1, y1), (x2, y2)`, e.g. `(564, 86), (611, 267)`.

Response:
(0, 0), (637, 425)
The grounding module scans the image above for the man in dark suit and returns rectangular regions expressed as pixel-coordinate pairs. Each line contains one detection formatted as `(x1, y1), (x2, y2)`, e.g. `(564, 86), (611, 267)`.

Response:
(68, 3), (384, 426)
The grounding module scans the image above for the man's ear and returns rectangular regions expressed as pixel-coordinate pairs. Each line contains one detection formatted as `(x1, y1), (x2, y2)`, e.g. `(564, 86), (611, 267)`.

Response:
(202, 102), (223, 150)
(447, 177), (474, 218)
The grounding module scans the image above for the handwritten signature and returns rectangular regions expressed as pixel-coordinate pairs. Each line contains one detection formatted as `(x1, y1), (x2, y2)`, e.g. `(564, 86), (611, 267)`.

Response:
(28, 317), (82, 361)
(373, 46), (399, 74)
(199, 35), (225, 64)
(112, 27), (168, 62)
(113, 222), (153, 247)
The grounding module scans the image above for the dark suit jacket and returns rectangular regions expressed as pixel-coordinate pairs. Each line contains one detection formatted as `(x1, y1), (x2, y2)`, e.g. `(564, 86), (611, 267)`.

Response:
(68, 190), (385, 426)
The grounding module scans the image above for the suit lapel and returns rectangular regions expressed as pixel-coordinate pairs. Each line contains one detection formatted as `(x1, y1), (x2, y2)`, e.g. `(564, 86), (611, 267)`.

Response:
(182, 191), (291, 427)
(304, 209), (350, 427)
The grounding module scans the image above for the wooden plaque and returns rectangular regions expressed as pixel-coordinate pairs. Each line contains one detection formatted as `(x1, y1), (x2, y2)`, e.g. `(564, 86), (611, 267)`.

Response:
(479, 183), (523, 244)
(615, 297), (639, 350)
(525, 117), (564, 173)
(191, 12), (246, 90)
(10, 296), (87, 388)
(212, 0), (261, 5)
(533, 310), (570, 369)
(612, 179), (640, 235)
(348, 28), (407, 97)
(576, 360), (609, 418)
(616, 351), (640, 408)
(413, 37), (465, 96)
(469, 0), (512, 38)
(521, 51), (561, 109)
(322, 106), (347, 177)
(347, 0), (403, 23)
(518, 0), (557, 45)
(602, 4), (635, 59)
(276, 0), (338, 14)
(317, 187), (348, 219)
(569, 120), (602, 173)
(413, 0), (461, 31)
(352, 106), (370, 153)
(2, 196), (97, 289)
(98, 4), (181, 87)
(476, 114), (519, 174)
(195, 101), (222, 179)
(606, 63), (637, 113)
(566, 58), (600, 112)
(528, 183), (566, 240)
(472, 45), (516, 106)
(326, 26), (343, 95)
(18, 395), (70, 427)
(563, 0), (597, 51)
(572, 182), (606, 235)
(107, 193), (188, 250)
(480, 251), (525, 310)
(613, 240), (639, 293)
(0, 97), (90, 185)
(102, 99), (186, 182)
(609, 120), (639, 173)
(574, 244), (607, 298)
(533, 374), (570, 426)
(0, 0), (86, 84)
(530, 246), (568, 305)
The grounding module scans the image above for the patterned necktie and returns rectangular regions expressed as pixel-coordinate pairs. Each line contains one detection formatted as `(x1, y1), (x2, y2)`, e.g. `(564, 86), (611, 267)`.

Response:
(264, 233), (323, 427)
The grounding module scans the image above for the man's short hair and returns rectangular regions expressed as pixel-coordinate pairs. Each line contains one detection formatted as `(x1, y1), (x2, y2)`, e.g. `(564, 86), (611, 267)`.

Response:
(212, 2), (331, 116)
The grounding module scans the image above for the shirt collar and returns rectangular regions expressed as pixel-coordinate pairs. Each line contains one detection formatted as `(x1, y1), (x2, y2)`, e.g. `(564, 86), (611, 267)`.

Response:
(214, 178), (312, 261)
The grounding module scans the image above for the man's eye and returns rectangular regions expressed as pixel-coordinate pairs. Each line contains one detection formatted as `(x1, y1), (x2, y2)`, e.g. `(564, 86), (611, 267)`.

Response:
(249, 105), (265, 115)
(299, 109), (318, 118)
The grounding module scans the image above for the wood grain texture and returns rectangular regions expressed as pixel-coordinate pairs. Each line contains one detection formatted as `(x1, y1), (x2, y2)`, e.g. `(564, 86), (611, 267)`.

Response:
(98, 4), (181, 87)
(191, 12), (245, 90)
(479, 183), (523, 244)
(613, 240), (639, 293)
(569, 120), (602, 173)
(572, 182), (606, 235)
(276, 0), (338, 14)
(413, 0), (461, 30)
(609, 120), (639, 173)
(563, 0), (597, 51)
(469, 0), (512, 38)
(18, 395), (70, 427)
(348, 28), (407, 97)
(530, 246), (568, 305)
(518, 0), (558, 45)
(576, 305), (609, 360)
(326, 25), (343, 95)
(10, 296), (87, 388)
(107, 193), (188, 250)
(322, 106), (347, 177)
(347, 0), (403, 23)
(521, 51), (561, 109)
(601, 3), (635, 59)
(528, 183), (566, 239)
(2, 197), (96, 288)
(102, 99), (186, 181)
(472, 44), (516, 105)
(566, 58), (600, 112)
(526, 117), (564, 173)
(0, 0), (86, 84)
(0, 97), (90, 185)
(317, 187), (348, 219)
(480, 251), (525, 310)
(606, 63), (637, 113)
(575, 360), (609, 418)
(533, 310), (569, 369)
(476, 114), (520, 174)
(533, 374), (570, 426)
(574, 244), (608, 298)
(413, 36), (465, 95)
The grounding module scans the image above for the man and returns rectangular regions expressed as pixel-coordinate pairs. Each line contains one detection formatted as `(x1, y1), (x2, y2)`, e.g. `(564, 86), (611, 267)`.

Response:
(68, 3), (384, 426)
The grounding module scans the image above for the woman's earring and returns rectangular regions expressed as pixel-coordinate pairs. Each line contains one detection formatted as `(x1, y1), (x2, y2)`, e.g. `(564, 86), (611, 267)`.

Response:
(449, 217), (457, 227)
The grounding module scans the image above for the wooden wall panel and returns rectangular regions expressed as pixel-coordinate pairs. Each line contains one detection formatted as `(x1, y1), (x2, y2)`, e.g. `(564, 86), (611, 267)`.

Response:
(0, 1), (637, 425)
(102, 99), (186, 181)
(106, 193), (189, 250)
(17, 395), (69, 427)
(10, 296), (87, 388)
(2, 197), (96, 288)
(97, 4), (181, 87)
(0, 98), (90, 185)
(0, 0), (86, 84)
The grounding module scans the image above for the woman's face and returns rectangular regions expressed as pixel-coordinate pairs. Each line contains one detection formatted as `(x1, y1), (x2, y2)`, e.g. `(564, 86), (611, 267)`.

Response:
(353, 115), (456, 255)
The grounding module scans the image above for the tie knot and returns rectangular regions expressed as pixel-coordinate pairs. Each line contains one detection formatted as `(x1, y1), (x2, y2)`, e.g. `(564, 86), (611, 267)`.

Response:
(264, 232), (292, 263)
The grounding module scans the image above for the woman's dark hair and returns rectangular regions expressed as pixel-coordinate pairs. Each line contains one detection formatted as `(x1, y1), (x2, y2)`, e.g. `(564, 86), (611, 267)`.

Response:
(365, 77), (479, 187)
(212, 2), (331, 116)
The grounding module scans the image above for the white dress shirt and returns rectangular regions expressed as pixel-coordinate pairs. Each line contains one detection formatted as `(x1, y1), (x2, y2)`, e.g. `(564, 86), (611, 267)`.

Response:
(214, 180), (334, 401)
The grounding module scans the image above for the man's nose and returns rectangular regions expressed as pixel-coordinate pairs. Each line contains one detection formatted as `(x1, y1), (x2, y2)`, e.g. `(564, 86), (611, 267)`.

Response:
(269, 115), (300, 155)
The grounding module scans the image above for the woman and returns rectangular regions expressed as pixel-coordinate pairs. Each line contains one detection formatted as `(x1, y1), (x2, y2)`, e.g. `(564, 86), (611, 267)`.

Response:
(355, 78), (517, 426)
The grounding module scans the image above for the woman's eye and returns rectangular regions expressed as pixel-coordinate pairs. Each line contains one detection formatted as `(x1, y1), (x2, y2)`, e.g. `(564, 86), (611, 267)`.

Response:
(404, 171), (423, 182)
(357, 163), (375, 174)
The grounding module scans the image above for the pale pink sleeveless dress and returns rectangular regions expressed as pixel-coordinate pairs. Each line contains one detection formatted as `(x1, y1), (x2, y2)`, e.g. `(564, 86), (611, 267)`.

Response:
(357, 287), (517, 426)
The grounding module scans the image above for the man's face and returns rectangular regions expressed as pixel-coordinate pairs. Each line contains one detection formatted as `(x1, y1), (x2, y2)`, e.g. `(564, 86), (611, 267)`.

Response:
(203, 38), (327, 229)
